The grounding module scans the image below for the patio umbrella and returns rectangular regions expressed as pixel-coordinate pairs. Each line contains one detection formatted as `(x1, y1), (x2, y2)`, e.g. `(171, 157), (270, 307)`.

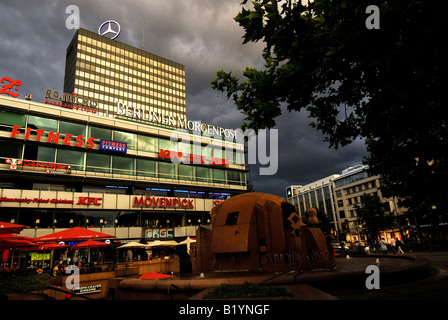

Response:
(146, 240), (178, 247)
(0, 221), (27, 234)
(72, 240), (111, 264)
(116, 241), (149, 249)
(72, 240), (110, 248)
(0, 234), (35, 241)
(0, 239), (40, 250)
(35, 227), (115, 242)
(139, 272), (175, 279)
(177, 237), (196, 254)
(38, 243), (70, 250)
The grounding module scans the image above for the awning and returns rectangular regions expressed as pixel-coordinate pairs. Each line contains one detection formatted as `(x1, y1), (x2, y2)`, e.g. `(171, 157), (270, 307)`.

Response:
(35, 227), (115, 242)
(146, 240), (178, 247)
(116, 241), (149, 249)
(0, 239), (40, 250)
(72, 240), (110, 248)
(139, 272), (175, 279)
(0, 221), (27, 234)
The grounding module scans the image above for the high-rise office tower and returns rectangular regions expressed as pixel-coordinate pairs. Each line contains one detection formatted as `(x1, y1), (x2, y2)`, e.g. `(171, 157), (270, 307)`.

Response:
(63, 28), (186, 120)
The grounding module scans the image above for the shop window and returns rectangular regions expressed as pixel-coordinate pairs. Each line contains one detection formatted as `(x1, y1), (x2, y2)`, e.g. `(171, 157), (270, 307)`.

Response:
(196, 167), (211, 183)
(114, 130), (136, 150)
(86, 211), (115, 228)
(158, 161), (176, 179)
(28, 115), (58, 132)
(112, 156), (134, 175)
(0, 141), (22, 159)
(159, 138), (177, 151)
(24, 145), (55, 163)
(0, 110), (26, 132)
(178, 164), (194, 181)
(56, 149), (84, 171)
(136, 158), (156, 177)
(59, 120), (86, 137)
(137, 134), (157, 152)
(227, 171), (242, 185)
(88, 125), (111, 141)
(213, 168), (226, 184)
(18, 209), (54, 229)
(86, 153), (110, 173)
(54, 210), (86, 228)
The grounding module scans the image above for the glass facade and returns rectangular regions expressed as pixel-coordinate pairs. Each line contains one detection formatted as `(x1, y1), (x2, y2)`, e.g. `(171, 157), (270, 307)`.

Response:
(0, 109), (246, 187)
(64, 28), (186, 121)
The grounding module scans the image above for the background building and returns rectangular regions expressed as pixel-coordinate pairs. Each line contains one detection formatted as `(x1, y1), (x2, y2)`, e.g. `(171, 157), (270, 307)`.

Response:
(287, 165), (406, 242)
(63, 28), (186, 121)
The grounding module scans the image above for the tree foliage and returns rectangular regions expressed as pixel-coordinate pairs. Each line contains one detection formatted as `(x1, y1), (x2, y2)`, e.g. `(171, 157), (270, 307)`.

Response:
(354, 194), (395, 239)
(211, 0), (448, 214)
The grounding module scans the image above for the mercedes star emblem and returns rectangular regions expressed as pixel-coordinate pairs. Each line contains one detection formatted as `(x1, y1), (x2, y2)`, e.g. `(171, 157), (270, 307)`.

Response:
(98, 20), (121, 40)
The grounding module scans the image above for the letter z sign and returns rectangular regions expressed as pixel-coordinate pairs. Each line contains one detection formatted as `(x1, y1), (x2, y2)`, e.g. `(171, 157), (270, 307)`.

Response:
(77, 197), (102, 206)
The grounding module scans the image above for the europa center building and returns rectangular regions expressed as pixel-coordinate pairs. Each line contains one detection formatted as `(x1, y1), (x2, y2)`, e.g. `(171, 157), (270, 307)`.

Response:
(0, 27), (247, 242)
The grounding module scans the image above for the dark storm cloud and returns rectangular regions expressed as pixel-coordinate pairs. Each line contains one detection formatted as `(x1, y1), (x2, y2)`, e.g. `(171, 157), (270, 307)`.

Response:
(0, 0), (367, 198)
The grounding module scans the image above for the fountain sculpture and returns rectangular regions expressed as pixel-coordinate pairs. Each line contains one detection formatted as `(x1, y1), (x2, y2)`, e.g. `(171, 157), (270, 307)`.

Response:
(195, 192), (335, 273)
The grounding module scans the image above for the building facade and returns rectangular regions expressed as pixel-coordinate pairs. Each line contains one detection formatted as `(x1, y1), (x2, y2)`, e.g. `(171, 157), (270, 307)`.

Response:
(63, 28), (186, 121)
(0, 26), (246, 242)
(286, 165), (405, 242)
(0, 95), (246, 240)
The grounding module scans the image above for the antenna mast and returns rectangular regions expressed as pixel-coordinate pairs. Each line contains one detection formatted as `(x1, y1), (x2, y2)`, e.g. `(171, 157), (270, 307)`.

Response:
(142, 18), (146, 50)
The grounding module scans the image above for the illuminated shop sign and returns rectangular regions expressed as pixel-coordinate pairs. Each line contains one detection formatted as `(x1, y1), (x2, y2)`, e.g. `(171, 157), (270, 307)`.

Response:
(72, 284), (102, 295)
(116, 102), (239, 140)
(158, 149), (229, 167)
(100, 139), (127, 153)
(0, 77), (22, 98)
(133, 195), (194, 209)
(10, 125), (96, 149)
(0, 197), (74, 204)
(0, 196), (102, 206)
(45, 89), (98, 114)
(5, 159), (70, 174)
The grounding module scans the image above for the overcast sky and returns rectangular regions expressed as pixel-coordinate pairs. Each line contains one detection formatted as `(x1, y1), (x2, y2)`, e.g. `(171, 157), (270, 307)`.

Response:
(0, 0), (367, 197)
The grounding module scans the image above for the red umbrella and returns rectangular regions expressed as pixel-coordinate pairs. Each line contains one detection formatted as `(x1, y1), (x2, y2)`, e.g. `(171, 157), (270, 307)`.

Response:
(72, 240), (110, 248)
(0, 234), (35, 241)
(0, 239), (40, 250)
(139, 272), (175, 279)
(35, 227), (115, 242)
(0, 221), (27, 234)
(39, 243), (70, 250)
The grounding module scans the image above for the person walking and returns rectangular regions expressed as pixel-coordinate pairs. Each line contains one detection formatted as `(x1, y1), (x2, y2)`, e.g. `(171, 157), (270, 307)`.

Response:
(380, 238), (388, 255)
(390, 237), (397, 255)
(396, 238), (405, 255)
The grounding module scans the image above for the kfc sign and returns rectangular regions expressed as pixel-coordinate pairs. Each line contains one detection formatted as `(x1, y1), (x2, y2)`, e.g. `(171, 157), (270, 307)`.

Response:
(77, 197), (102, 206)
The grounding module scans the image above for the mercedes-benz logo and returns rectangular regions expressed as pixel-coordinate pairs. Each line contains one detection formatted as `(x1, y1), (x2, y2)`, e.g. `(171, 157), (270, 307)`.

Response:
(98, 20), (121, 40)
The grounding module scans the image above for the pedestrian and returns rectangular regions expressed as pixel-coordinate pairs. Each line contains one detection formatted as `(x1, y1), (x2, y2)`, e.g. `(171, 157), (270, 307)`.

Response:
(397, 238), (405, 255)
(390, 237), (397, 255)
(380, 238), (388, 255)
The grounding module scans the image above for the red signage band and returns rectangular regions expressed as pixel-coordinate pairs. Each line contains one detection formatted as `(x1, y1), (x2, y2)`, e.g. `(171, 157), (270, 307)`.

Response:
(22, 160), (67, 170)
(11, 125), (95, 149)
(158, 149), (230, 167)
(0, 196), (102, 206)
